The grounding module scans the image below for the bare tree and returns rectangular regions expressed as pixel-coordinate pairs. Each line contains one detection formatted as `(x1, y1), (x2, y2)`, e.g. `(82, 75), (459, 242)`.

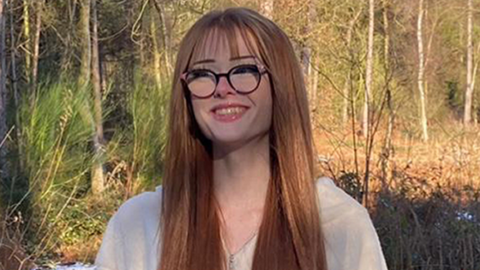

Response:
(78, 0), (91, 86)
(363, 0), (374, 138)
(60, 0), (77, 71)
(464, 0), (474, 125)
(31, 0), (42, 94)
(300, 0), (317, 108)
(22, 0), (31, 83)
(78, 0), (105, 194)
(9, 0), (17, 107)
(342, 10), (362, 124)
(10, 0), (23, 171)
(91, 0), (105, 194)
(150, 5), (162, 90)
(151, 0), (172, 77)
(0, 0), (8, 178)
(381, 0), (395, 187)
(417, 0), (429, 141)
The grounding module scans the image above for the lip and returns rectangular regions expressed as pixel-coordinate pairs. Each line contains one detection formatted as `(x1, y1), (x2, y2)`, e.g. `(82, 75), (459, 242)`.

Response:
(210, 102), (250, 123)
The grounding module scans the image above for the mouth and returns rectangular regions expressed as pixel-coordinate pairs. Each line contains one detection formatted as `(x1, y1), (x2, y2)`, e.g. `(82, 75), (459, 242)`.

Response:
(210, 104), (250, 122)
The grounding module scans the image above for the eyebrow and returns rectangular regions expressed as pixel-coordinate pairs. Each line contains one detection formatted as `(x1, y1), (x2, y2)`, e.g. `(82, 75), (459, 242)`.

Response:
(191, 55), (256, 66)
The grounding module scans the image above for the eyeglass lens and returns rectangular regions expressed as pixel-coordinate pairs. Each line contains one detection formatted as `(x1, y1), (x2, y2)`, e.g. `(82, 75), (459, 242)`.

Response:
(186, 65), (261, 97)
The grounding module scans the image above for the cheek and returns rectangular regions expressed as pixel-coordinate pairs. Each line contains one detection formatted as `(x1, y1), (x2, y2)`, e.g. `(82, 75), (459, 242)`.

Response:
(258, 81), (273, 115)
(191, 100), (211, 136)
(191, 101), (205, 123)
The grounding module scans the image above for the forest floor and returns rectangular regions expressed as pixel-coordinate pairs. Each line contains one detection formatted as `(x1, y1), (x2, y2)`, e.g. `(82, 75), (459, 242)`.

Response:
(313, 121), (480, 196)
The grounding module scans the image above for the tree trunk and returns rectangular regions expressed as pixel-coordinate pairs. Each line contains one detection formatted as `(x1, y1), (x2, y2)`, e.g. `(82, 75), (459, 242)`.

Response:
(301, 0), (316, 108)
(362, 0), (375, 208)
(151, 0), (172, 77)
(464, 0), (474, 125)
(10, 0), (23, 172)
(22, 0), (31, 83)
(91, 0), (105, 194)
(0, 0), (8, 179)
(61, 0), (76, 71)
(381, 0), (394, 188)
(78, 0), (91, 86)
(311, 56), (319, 112)
(472, 55), (479, 124)
(31, 0), (42, 95)
(363, 0), (374, 138)
(9, 0), (17, 106)
(343, 10), (362, 124)
(150, 9), (162, 90)
(417, 0), (429, 141)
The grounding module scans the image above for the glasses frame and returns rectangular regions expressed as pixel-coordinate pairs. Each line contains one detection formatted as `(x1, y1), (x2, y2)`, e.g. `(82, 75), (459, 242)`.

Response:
(181, 64), (269, 99)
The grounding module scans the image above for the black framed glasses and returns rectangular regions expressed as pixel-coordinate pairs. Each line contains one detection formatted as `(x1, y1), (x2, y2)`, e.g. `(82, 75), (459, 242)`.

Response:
(181, 64), (268, 98)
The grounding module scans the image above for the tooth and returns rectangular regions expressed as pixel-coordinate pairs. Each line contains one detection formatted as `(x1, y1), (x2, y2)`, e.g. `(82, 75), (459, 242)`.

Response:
(215, 107), (244, 115)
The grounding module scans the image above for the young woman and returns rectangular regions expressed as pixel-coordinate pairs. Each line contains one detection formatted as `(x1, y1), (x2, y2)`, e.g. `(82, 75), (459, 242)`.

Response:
(95, 7), (388, 270)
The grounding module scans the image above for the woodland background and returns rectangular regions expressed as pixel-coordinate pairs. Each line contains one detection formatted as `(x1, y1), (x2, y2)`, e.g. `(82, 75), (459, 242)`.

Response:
(0, 0), (479, 269)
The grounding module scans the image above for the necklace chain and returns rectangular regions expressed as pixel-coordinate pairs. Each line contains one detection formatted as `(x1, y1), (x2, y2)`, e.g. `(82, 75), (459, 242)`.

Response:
(223, 232), (258, 270)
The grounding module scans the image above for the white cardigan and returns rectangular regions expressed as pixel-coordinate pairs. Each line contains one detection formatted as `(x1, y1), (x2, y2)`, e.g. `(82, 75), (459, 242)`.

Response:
(95, 177), (388, 270)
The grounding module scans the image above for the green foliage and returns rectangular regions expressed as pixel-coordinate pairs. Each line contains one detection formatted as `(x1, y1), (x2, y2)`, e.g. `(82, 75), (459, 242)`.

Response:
(4, 78), (99, 261)
(56, 198), (112, 246)
(108, 77), (169, 188)
(20, 80), (93, 182)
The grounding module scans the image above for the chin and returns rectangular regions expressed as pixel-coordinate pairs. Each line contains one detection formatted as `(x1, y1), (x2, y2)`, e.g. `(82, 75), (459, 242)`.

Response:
(210, 133), (247, 145)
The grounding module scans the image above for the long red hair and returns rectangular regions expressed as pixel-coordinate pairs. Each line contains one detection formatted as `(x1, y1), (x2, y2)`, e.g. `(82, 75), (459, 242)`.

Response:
(159, 7), (327, 270)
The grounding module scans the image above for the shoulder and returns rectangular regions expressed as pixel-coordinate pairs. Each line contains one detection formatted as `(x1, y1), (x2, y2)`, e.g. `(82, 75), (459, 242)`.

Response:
(315, 177), (367, 225)
(113, 186), (163, 228)
(315, 177), (388, 270)
(95, 186), (164, 270)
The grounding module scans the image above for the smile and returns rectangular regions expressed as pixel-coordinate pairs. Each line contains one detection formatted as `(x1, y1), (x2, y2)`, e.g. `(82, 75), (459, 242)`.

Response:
(210, 104), (249, 122)
(215, 107), (246, 116)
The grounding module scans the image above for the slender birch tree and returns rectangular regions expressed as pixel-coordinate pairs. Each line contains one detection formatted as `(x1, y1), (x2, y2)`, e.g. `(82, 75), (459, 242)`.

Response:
(151, 10), (162, 90)
(342, 10), (362, 124)
(91, 0), (105, 194)
(301, 0), (317, 107)
(78, 0), (105, 194)
(464, 0), (474, 125)
(363, 0), (374, 138)
(417, 0), (429, 141)
(151, 0), (172, 77)
(362, 0), (375, 208)
(78, 0), (91, 86)
(22, 0), (31, 83)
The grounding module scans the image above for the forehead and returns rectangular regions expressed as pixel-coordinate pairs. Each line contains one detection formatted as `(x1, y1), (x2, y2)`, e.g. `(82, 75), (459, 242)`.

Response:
(190, 27), (262, 65)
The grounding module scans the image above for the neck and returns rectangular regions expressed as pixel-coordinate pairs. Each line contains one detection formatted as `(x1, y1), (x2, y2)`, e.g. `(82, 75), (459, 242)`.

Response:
(212, 134), (270, 211)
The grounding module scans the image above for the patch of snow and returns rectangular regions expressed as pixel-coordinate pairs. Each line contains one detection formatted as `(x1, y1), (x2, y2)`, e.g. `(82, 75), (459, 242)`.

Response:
(456, 210), (475, 222)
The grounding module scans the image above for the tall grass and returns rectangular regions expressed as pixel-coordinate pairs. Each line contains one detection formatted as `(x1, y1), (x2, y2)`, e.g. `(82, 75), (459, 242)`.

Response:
(0, 76), (171, 266)
(2, 79), (96, 265)
(106, 80), (169, 194)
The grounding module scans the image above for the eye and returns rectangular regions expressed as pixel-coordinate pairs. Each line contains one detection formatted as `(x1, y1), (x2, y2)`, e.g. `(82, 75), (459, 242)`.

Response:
(187, 70), (215, 82)
(232, 65), (259, 75)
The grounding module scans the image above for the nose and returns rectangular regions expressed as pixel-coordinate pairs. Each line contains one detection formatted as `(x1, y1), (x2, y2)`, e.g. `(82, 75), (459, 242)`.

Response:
(214, 76), (235, 98)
